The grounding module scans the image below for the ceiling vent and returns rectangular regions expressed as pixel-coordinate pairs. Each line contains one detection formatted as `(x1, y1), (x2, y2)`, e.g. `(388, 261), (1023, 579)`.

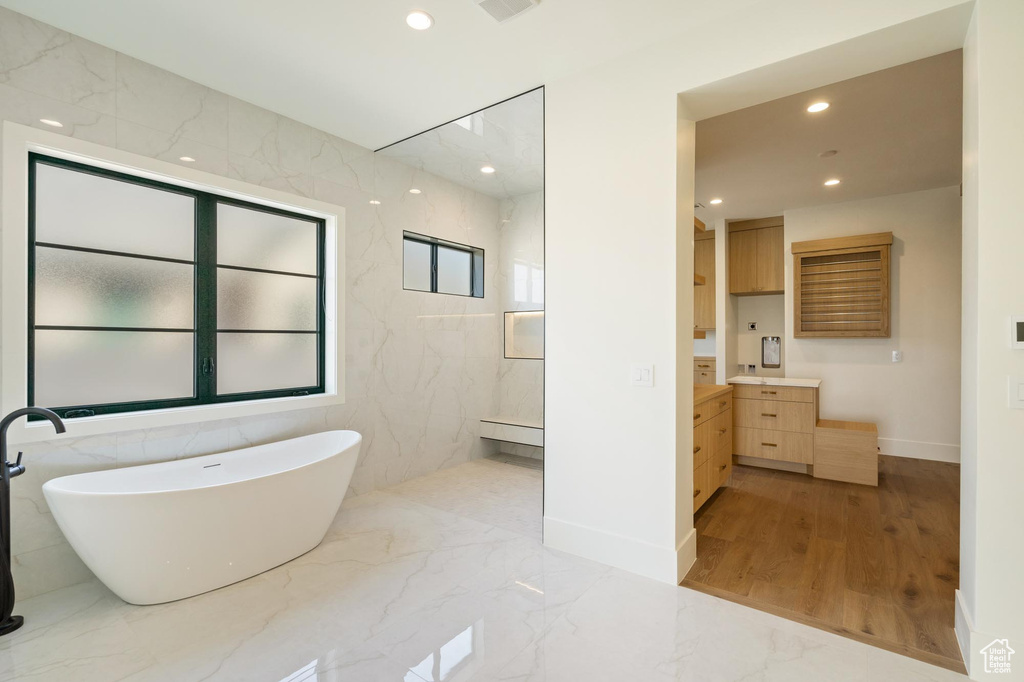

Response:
(476, 0), (538, 23)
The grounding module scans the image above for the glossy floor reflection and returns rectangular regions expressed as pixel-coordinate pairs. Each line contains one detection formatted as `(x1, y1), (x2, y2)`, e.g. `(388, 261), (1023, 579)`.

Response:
(0, 459), (965, 681)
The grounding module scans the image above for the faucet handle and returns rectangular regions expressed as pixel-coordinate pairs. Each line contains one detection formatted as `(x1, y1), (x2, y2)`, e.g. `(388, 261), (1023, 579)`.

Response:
(8, 452), (25, 478)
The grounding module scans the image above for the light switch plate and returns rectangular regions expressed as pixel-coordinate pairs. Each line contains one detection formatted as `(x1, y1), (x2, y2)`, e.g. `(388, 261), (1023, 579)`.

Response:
(1009, 376), (1024, 409)
(631, 364), (654, 387)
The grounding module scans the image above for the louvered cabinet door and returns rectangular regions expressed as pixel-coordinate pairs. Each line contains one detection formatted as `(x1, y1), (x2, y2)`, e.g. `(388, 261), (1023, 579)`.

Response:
(793, 232), (893, 338)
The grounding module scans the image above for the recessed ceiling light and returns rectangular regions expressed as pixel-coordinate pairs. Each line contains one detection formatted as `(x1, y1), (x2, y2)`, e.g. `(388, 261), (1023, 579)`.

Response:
(39, 118), (63, 128)
(406, 10), (433, 30)
(179, 156), (195, 163)
(709, 198), (723, 205)
(824, 178), (841, 186)
(807, 102), (830, 113)
(409, 188), (422, 194)
(369, 200), (381, 205)
(480, 165), (496, 174)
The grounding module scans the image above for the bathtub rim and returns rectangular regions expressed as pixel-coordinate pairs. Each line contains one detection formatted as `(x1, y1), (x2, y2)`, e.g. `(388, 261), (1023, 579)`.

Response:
(41, 429), (362, 497)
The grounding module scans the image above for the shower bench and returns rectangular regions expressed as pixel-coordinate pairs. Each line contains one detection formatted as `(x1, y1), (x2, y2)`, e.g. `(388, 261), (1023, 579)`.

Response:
(479, 417), (544, 448)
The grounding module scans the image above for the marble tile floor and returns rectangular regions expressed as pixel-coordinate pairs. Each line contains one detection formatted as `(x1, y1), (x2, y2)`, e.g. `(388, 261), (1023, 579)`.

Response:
(0, 459), (966, 681)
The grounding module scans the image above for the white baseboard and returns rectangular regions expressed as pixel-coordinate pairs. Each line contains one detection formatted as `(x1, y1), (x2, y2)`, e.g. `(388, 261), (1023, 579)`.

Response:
(955, 589), (1024, 680)
(677, 526), (697, 582)
(543, 515), (682, 585)
(878, 437), (960, 463)
(955, 590), (975, 678)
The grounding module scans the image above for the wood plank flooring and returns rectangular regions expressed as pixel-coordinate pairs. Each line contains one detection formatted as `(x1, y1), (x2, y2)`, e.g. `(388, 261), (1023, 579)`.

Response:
(683, 456), (964, 673)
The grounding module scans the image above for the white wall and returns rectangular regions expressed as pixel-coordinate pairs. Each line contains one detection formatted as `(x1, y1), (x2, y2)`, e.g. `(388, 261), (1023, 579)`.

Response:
(544, 0), (973, 584)
(735, 295), (786, 378)
(784, 187), (963, 462)
(957, 1), (1024, 677)
(0, 6), (504, 599)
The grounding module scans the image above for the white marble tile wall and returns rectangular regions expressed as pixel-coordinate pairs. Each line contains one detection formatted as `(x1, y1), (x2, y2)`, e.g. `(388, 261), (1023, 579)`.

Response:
(496, 192), (545, 455)
(0, 6), (504, 598)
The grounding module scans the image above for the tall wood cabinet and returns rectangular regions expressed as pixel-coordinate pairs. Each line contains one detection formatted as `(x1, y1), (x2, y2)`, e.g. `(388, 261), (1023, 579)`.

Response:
(728, 217), (784, 295)
(694, 232), (716, 330)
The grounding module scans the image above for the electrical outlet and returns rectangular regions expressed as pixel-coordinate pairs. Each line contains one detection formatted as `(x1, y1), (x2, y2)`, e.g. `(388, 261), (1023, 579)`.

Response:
(892, 350), (903, 363)
(748, 322), (758, 331)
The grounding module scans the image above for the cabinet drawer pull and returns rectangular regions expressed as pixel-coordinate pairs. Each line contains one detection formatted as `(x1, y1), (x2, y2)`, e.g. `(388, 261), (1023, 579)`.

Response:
(693, 489), (701, 498)
(718, 428), (727, 435)
(719, 400), (728, 407)
(762, 390), (777, 395)
(761, 442), (778, 447)
(694, 413), (701, 420)
(761, 413), (777, 418)
(720, 464), (727, 471)
(697, 364), (710, 368)
(694, 446), (702, 454)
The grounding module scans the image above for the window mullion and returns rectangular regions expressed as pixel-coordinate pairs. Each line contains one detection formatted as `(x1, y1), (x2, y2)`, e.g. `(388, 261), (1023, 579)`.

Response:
(430, 243), (439, 293)
(195, 194), (218, 402)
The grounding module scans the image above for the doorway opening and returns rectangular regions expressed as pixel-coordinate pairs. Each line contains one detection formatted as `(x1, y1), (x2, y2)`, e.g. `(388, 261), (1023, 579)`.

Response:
(680, 50), (964, 672)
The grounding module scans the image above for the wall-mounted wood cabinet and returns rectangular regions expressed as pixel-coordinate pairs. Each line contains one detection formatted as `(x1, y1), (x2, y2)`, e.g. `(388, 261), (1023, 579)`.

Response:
(694, 232), (716, 329)
(728, 217), (784, 295)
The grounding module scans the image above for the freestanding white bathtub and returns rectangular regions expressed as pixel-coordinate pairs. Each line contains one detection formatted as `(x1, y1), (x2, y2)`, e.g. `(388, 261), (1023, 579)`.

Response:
(42, 430), (361, 605)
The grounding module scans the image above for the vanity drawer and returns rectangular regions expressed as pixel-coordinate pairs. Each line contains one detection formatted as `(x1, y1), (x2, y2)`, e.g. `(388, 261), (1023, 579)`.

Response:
(693, 460), (710, 512)
(709, 410), (732, 454)
(693, 399), (712, 426)
(734, 398), (814, 433)
(708, 393), (732, 420)
(733, 384), (815, 404)
(693, 421), (711, 468)
(734, 427), (813, 464)
(712, 448), (732, 489)
(694, 370), (715, 385)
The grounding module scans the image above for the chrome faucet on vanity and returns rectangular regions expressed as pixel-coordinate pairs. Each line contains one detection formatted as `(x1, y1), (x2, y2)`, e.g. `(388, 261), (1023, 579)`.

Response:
(0, 408), (65, 636)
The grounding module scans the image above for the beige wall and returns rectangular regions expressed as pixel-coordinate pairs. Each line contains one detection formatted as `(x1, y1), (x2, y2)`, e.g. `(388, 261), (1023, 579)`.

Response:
(784, 186), (962, 462)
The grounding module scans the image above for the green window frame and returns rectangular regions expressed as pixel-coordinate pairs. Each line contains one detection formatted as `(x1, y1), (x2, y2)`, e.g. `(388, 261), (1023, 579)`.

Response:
(27, 152), (326, 420)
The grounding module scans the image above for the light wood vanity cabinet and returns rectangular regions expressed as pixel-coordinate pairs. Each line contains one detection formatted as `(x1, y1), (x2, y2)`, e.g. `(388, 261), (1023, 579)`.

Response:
(693, 356), (717, 385)
(731, 381), (817, 465)
(728, 218), (784, 295)
(693, 386), (733, 512)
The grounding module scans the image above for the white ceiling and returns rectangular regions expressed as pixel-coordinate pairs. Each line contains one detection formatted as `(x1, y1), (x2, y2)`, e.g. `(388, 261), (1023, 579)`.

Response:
(0, 0), (757, 150)
(694, 50), (963, 225)
(377, 88), (542, 199)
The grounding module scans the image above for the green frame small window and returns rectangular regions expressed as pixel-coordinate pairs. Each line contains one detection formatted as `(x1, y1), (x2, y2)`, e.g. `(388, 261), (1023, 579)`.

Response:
(27, 153), (326, 419)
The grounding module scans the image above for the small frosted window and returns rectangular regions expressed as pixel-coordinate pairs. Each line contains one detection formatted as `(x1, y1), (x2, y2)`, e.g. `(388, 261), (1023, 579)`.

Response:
(217, 204), (318, 275)
(34, 162), (195, 260)
(404, 239), (432, 292)
(436, 246), (471, 296)
(402, 232), (483, 298)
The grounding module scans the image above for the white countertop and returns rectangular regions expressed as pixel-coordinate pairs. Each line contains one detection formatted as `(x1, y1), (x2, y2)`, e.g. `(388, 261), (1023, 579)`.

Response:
(727, 376), (822, 388)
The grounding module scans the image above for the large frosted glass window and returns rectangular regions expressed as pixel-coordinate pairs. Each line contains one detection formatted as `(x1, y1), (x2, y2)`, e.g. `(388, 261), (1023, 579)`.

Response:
(402, 231), (483, 298)
(29, 154), (325, 419)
